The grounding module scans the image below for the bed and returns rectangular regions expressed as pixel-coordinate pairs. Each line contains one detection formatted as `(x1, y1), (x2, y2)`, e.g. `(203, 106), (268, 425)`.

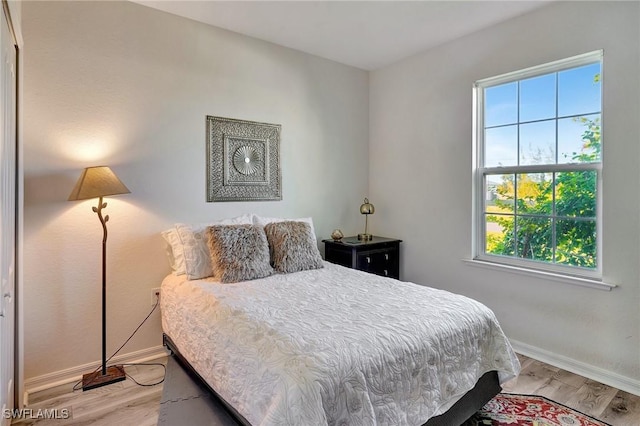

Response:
(160, 215), (520, 424)
(160, 259), (520, 425)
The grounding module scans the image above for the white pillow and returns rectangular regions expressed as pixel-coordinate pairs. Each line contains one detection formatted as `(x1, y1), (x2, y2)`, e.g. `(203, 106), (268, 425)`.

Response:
(164, 213), (255, 280)
(161, 228), (185, 275)
(253, 215), (317, 242)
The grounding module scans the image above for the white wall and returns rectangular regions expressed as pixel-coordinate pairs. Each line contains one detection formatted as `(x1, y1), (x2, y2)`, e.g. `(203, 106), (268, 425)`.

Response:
(22, 1), (368, 381)
(370, 1), (640, 390)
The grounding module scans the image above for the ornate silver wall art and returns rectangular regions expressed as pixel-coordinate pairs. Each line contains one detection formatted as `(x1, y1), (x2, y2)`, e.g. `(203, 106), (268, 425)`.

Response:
(207, 116), (282, 202)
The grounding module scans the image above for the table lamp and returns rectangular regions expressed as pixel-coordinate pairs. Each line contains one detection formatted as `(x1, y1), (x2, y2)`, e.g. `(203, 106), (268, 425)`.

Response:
(357, 197), (375, 241)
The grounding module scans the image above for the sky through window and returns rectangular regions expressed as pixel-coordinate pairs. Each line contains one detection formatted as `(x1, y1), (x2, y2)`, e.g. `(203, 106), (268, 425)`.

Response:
(484, 63), (601, 167)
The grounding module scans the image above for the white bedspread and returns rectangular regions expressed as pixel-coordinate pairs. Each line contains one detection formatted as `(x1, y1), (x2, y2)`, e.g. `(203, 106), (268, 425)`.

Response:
(161, 261), (520, 426)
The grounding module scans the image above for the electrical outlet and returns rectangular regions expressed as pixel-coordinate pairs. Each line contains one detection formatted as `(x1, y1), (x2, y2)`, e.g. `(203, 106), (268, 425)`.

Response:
(151, 287), (161, 306)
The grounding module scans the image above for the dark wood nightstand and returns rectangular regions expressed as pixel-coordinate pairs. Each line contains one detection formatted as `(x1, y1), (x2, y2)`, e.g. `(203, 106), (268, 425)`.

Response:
(322, 236), (402, 279)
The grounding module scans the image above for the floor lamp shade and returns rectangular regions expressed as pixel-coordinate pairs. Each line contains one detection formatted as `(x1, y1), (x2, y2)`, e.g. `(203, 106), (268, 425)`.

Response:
(68, 166), (130, 201)
(69, 166), (130, 391)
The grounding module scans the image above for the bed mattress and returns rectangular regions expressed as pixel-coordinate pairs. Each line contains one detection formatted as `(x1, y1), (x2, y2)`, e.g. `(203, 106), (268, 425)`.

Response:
(161, 261), (520, 425)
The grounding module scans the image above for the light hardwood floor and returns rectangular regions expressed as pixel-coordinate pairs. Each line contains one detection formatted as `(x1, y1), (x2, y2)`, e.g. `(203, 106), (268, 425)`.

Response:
(12, 354), (640, 425)
(502, 354), (640, 426)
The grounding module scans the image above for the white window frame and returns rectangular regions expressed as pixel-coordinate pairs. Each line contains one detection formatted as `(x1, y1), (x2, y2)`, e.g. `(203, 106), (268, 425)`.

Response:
(472, 51), (604, 281)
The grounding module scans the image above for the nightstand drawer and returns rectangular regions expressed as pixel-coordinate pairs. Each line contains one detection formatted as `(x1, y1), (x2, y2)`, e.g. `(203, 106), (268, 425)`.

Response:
(324, 245), (353, 269)
(322, 236), (402, 279)
(356, 248), (398, 278)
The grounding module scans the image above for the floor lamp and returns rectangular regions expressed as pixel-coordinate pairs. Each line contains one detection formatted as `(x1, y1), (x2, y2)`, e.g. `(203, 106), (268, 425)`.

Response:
(68, 166), (130, 391)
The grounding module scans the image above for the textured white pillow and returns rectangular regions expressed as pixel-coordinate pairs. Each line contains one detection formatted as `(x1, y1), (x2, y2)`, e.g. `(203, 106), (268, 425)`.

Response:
(168, 213), (255, 280)
(161, 228), (186, 275)
(253, 215), (317, 242)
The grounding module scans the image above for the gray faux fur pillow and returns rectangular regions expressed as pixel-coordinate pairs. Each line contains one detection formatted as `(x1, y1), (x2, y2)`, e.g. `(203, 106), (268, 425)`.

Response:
(206, 224), (273, 283)
(264, 221), (324, 273)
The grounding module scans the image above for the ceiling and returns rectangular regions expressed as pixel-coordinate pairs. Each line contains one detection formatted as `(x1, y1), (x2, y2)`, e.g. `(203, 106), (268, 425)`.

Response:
(132, 1), (552, 71)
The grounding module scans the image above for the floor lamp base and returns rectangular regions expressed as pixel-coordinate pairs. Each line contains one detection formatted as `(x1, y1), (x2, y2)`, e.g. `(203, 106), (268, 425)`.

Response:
(82, 365), (126, 391)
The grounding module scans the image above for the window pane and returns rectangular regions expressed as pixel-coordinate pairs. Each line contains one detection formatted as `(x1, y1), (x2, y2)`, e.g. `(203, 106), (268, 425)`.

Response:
(485, 82), (517, 127)
(485, 214), (514, 256)
(520, 73), (556, 122)
(477, 54), (601, 275)
(486, 174), (515, 213)
(558, 114), (601, 164)
(558, 63), (601, 117)
(516, 217), (552, 261)
(516, 173), (552, 215)
(555, 171), (597, 218)
(519, 120), (556, 165)
(485, 125), (517, 167)
(555, 219), (596, 268)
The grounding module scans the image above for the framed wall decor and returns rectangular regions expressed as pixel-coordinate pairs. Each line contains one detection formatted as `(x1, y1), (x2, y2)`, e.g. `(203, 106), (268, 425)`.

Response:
(206, 116), (282, 202)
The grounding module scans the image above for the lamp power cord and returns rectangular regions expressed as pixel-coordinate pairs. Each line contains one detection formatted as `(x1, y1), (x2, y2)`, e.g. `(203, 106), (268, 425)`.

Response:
(72, 293), (166, 391)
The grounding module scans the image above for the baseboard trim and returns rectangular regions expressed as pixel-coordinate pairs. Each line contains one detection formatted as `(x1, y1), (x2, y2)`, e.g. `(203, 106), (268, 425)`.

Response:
(24, 345), (169, 401)
(510, 339), (640, 397)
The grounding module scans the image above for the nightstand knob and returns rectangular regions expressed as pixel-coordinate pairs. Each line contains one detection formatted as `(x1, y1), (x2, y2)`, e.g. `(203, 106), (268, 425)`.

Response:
(366, 256), (371, 263)
(385, 253), (389, 260)
(384, 269), (388, 276)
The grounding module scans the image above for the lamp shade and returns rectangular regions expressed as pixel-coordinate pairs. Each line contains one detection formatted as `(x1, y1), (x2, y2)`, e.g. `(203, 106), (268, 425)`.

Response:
(360, 198), (375, 215)
(68, 166), (130, 201)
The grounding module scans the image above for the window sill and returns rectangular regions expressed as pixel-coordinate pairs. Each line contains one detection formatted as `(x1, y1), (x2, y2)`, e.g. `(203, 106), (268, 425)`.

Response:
(462, 259), (616, 291)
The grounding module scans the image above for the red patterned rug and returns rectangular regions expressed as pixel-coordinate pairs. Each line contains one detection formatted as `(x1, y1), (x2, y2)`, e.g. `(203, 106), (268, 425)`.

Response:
(464, 393), (611, 426)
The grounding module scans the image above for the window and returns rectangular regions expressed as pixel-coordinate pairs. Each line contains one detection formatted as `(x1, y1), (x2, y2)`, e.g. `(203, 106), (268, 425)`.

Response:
(473, 51), (602, 279)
